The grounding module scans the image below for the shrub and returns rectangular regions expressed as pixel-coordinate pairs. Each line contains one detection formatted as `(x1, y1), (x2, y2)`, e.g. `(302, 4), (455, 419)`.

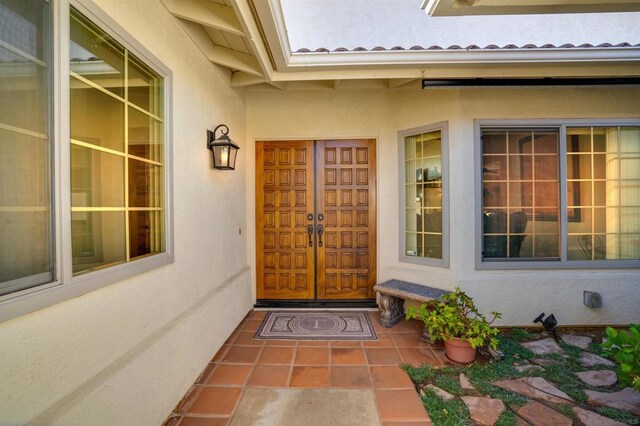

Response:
(601, 324), (640, 391)
(406, 287), (502, 349)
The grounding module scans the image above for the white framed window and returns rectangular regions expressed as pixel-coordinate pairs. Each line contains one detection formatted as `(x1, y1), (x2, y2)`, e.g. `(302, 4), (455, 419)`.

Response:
(0, 0), (173, 322)
(476, 119), (640, 269)
(398, 122), (449, 267)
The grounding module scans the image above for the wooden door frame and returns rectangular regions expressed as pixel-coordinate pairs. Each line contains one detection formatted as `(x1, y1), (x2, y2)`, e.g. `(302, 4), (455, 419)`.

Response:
(254, 138), (378, 303)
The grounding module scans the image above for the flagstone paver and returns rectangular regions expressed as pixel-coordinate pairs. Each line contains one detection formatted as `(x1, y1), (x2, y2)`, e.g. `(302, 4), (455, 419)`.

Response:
(579, 351), (616, 367)
(531, 358), (559, 367)
(518, 401), (572, 426)
(515, 364), (544, 373)
(576, 370), (617, 387)
(461, 396), (505, 426)
(492, 377), (574, 404)
(584, 387), (640, 416)
(459, 373), (475, 390)
(521, 338), (563, 355)
(560, 334), (592, 349)
(423, 384), (454, 401)
(572, 406), (626, 426)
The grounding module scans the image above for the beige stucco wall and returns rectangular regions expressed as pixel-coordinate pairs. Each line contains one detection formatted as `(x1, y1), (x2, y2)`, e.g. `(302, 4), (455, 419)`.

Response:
(247, 85), (640, 327)
(0, 1), (251, 425)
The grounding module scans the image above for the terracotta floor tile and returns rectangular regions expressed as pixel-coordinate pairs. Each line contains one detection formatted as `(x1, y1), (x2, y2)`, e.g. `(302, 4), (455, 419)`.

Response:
(246, 365), (290, 387)
(211, 345), (230, 363)
(398, 347), (440, 367)
(331, 348), (367, 365)
(187, 387), (242, 415)
(296, 340), (329, 347)
(375, 389), (430, 422)
(363, 333), (394, 347)
(241, 319), (263, 332)
(330, 366), (372, 388)
(330, 340), (363, 347)
(432, 347), (461, 366)
(372, 321), (392, 334)
(391, 333), (425, 347)
(289, 366), (329, 388)
(247, 310), (267, 320)
(233, 331), (263, 346)
(224, 333), (238, 345)
(206, 364), (252, 386)
(221, 346), (261, 364)
(264, 339), (297, 346)
(370, 366), (415, 389)
(176, 386), (202, 413)
(179, 417), (229, 426)
(195, 363), (217, 384)
(295, 347), (329, 365)
(162, 414), (181, 426)
(257, 347), (294, 364)
(365, 348), (402, 365)
(388, 320), (421, 333)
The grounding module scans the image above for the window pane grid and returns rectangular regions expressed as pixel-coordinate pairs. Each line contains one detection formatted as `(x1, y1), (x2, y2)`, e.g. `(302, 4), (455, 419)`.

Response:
(482, 130), (560, 259)
(71, 72), (163, 122)
(0, 0), (54, 295)
(404, 130), (443, 260)
(567, 126), (640, 261)
(70, 8), (165, 275)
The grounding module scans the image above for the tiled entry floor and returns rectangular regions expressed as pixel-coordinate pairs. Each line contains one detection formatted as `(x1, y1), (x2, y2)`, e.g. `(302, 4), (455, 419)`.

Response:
(164, 310), (454, 425)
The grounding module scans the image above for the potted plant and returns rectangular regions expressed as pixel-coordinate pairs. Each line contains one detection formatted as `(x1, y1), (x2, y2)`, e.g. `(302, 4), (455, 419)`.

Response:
(406, 287), (502, 363)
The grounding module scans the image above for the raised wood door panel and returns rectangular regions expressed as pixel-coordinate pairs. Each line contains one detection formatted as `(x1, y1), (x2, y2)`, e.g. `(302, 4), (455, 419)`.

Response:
(317, 140), (377, 299)
(256, 141), (315, 299)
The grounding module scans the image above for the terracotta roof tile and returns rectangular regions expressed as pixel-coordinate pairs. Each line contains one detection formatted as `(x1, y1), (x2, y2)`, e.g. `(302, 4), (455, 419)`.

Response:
(293, 43), (640, 54)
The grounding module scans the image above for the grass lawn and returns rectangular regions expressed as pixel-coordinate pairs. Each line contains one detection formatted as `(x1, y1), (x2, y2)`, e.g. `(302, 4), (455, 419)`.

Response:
(402, 329), (640, 426)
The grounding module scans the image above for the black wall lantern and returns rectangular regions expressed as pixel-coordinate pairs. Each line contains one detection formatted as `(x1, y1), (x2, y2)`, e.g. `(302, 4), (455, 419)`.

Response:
(207, 124), (240, 170)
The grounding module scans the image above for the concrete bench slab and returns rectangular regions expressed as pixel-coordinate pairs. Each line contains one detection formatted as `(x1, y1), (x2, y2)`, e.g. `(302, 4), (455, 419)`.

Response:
(373, 279), (450, 327)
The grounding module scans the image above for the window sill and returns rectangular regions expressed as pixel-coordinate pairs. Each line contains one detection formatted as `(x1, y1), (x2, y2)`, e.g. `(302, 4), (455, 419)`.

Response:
(0, 252), (173, 324)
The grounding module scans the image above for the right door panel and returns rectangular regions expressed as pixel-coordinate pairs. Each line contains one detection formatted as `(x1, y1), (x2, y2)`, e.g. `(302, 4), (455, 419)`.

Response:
(316, 139), (377, 299)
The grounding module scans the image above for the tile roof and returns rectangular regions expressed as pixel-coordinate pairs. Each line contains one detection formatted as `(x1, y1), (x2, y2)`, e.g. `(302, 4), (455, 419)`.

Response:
(295, 43), (639, 53)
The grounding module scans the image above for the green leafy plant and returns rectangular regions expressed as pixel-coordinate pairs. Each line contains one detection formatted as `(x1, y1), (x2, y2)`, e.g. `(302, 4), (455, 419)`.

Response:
(406, 287), (502, 349)
(601, 324), (640, 391)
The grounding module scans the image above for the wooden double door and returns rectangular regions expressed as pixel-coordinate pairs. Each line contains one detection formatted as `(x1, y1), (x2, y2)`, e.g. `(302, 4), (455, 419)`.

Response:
(256, 140), (376, 301)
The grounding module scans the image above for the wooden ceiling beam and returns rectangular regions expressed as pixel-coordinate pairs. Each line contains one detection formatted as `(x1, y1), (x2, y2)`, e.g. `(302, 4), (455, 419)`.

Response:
(179, 19), (264, 76)
(163, 0), (244, 36)
(230, 71), (267, 87)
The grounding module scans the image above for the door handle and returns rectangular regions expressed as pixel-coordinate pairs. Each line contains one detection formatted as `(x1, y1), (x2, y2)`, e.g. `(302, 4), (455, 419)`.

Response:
(316, 224), (324, 247)
(307, 224), (314, 247)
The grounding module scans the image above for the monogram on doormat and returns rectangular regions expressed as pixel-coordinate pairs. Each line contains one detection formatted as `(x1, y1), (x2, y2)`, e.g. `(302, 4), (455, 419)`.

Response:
(254, 311), (378, 340)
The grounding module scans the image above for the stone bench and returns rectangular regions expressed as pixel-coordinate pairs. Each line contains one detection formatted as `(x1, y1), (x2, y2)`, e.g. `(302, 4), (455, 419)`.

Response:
(373, 279), (450, 328)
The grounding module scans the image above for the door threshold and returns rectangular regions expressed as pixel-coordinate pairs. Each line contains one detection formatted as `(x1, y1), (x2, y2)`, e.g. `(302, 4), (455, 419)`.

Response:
(254, 300), (378, 309)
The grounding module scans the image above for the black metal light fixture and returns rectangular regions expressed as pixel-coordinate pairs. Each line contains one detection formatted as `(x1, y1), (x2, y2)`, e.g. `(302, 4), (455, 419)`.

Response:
(533, 313), (559, 341)
(207, 124), (240, 170)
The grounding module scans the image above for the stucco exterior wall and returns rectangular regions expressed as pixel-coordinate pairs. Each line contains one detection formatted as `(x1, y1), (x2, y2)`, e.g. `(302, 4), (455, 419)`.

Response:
(246, 85), (640, 327)
(0, 1), (251, 425)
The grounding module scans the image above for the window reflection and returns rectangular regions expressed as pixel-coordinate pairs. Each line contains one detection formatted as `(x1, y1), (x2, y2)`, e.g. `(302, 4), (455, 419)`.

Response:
(404, 130), (443, 260)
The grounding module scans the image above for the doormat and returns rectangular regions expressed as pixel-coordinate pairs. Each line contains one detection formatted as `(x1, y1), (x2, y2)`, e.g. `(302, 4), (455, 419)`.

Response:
(254, 311), (378, 340)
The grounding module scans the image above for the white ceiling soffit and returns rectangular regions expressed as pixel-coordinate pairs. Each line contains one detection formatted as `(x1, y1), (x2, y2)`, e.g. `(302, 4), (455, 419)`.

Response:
(161, 0), (277, 87)
(422, 0), (640, 16)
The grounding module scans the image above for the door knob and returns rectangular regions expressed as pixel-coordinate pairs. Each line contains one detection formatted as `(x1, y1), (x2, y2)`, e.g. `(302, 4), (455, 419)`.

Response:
(316, 224), (324, 247)
(306, 224), (314, 247)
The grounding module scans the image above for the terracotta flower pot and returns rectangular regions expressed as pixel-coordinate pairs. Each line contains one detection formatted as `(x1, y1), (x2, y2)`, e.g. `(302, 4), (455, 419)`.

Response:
(444, 337), (477, 363)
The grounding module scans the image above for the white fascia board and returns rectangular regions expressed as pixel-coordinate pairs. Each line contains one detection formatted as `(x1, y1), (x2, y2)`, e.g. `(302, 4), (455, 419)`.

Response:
(230, 0), (275, 77)
(424, 0), (640, 15)
(270, 62), (640, 82)
(286, 48), (640, 68)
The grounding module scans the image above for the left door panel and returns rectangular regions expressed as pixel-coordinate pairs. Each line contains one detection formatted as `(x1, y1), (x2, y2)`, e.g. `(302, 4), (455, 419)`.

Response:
(256, 141), (315, 299)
